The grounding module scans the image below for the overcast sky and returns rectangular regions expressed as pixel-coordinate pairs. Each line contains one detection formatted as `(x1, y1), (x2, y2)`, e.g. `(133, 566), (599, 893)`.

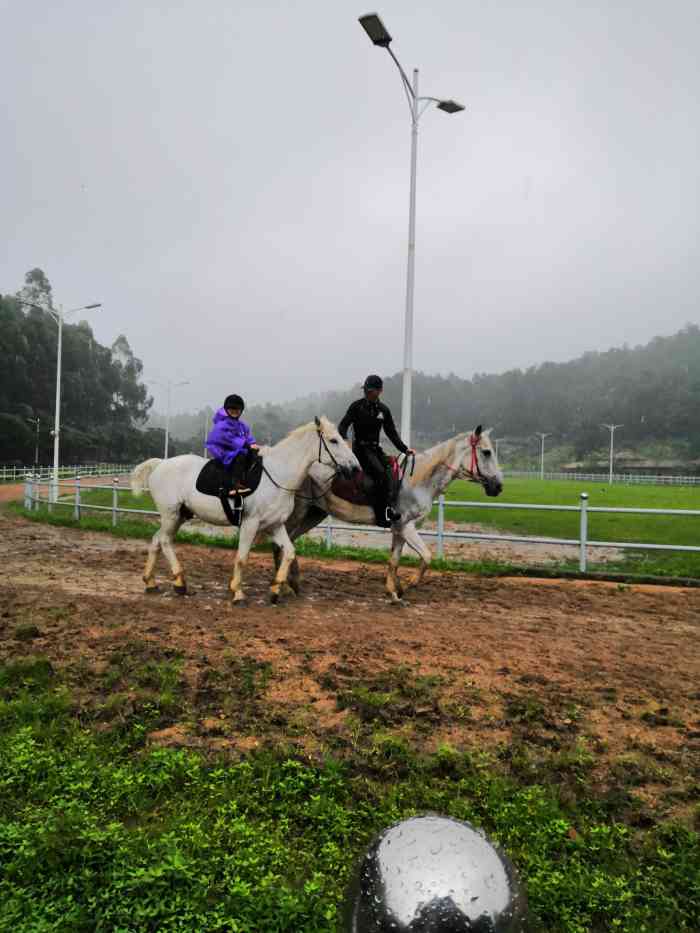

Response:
(2, 0), (699, 413)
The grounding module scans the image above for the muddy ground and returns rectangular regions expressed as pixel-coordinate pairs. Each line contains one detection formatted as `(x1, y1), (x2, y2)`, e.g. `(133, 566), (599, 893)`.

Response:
(1, 504), (699, 826)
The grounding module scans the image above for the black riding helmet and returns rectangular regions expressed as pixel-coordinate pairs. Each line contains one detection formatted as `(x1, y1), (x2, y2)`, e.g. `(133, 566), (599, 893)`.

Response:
(363, 374), (383, 391)
(224, 394), (245, 412)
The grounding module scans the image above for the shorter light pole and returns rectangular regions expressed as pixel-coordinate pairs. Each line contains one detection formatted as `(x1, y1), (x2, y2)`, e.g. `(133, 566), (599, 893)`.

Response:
(17, 298), (101, 500)
(150, 379), (189, 458)
(535, 432), (551, 480)
(27, 416), (40, 469)
(601, 423), (623, 484)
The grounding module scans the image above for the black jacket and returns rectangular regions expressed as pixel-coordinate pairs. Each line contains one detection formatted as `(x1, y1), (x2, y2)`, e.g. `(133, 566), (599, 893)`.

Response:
(338, 398), (408, 454)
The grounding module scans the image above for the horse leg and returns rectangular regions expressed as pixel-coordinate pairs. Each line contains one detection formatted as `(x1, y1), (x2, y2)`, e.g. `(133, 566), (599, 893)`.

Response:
(158, 511), (187, 594)
(402, 522), (432, 590)
(230, 518), (259, 605)
(143, 528), (162, 593)
(385, 532), (405, 603)
(269, 526), (295, 605)
(284, 504), (328, 596)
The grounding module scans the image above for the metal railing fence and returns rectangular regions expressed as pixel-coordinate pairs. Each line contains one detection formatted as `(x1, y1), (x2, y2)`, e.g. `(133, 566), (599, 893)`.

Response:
(22, 477), (700, 573)
(1, 463), (133, 483)
(506, 470), (700, 486)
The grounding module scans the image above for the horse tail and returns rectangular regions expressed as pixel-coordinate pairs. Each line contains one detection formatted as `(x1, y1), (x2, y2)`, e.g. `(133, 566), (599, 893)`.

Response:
(130, 458), (162, 497)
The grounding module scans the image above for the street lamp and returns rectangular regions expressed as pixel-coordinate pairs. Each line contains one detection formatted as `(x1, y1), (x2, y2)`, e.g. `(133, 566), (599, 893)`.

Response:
(535, 432), (551, 480)
(149, 379), (189, 459)
(359, 12), (465, 447)
(601, 423), (623, 485)
(17, 298), (101, 501)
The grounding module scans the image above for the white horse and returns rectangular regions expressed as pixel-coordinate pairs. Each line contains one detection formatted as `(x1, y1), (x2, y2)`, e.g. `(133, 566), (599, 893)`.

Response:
(274, 426), (503, 603)
(130, 417), (359, 604)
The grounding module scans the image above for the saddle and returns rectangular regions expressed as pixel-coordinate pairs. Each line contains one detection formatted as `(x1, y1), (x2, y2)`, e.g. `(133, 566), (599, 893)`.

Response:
(195, 456), (264, 527)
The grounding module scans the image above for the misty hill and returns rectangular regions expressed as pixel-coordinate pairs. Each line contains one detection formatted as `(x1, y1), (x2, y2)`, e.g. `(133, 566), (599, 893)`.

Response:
(157, 324), (700, 467)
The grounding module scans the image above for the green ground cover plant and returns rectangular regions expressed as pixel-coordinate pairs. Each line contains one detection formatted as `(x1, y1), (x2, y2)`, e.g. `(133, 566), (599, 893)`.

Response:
(0, 656), (698, 932)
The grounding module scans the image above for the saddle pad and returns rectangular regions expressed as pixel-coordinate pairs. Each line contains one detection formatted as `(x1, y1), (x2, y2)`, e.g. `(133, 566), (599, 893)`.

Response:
(330, 457), (399, 507)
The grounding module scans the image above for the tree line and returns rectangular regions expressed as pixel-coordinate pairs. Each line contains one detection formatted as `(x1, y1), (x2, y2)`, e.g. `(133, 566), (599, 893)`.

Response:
(0, 269), (174, 465)
(159, 324), (700, 467)
(4, 267), (698, 468)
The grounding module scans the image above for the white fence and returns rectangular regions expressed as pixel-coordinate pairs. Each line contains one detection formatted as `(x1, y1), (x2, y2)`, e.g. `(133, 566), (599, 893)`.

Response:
(23, 478), (700, 574)
(507, 470), (700, 486)
(1, 463), (133, 483)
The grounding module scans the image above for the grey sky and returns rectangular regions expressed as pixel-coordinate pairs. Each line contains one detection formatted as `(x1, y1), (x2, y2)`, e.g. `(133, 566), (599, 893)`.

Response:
(2, 0), (699, 414)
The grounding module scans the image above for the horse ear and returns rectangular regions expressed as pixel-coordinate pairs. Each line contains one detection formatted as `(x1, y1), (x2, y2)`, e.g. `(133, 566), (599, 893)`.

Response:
(475, 424), (483, 437)
(314, 415), (321, 428)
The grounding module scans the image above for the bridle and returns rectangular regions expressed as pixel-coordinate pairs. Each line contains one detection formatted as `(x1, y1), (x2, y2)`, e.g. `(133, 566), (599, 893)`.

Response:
(444, 433), (484, 482)
(261, 422), (350, 500)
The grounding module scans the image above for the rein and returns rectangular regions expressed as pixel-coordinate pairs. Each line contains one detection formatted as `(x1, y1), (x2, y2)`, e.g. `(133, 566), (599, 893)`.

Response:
(260, 427), (346, 501)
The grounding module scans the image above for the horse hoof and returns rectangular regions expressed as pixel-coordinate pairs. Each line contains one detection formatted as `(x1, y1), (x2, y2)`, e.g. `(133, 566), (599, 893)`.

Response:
(270, 592), (279, 605)
(287, 580), (300, 596)
(231, 594), (247, 607)
(144, 585), (160, 595)
(173, 585), (188, 597)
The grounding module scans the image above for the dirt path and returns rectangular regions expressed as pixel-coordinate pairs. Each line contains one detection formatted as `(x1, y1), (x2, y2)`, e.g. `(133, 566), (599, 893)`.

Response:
(1, 507), (699, 824)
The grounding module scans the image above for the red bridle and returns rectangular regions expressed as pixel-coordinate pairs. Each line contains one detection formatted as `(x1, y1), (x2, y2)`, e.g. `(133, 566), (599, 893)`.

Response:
(444, 433), (482, 480)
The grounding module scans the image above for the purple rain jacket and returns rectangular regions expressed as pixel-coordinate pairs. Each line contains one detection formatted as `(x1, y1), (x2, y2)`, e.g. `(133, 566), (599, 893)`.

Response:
(205, 408), (257, 466)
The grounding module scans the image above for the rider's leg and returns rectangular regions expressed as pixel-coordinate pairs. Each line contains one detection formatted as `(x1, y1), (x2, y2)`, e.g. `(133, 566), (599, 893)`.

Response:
(361, 447), (391, 526)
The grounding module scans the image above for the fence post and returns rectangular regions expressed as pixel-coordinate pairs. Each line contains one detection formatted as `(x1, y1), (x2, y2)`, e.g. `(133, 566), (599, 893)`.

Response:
(24, 475), (31, 511)
(437, 494), (445, 559)
(579, 492), (588, 573)
(74, 476), (81, 521)
(325, 519), (332, 550)
(112, 478), (119, 527)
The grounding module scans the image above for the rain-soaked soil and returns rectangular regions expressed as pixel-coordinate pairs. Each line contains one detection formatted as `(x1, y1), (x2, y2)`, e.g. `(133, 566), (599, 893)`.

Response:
(1, 503), (699, 825)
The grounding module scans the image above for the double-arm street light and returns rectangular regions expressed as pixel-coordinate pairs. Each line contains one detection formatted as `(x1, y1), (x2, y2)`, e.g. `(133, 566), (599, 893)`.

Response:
(17, 299), (102, 500)
(149, 379), (190, 459)
(359, 13), (465, 447)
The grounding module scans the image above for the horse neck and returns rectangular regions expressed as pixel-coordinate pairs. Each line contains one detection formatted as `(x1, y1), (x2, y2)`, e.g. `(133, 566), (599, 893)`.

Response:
(411, 437), (464, 498)
(265, 430), (319, 489)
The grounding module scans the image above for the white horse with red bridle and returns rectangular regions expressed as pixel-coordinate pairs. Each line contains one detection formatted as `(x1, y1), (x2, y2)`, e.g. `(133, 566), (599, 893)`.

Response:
(274, 426), (503, 603)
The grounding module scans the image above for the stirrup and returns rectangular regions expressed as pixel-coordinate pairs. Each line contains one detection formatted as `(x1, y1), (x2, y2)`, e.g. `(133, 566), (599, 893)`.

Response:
(386, 506), (401, 523)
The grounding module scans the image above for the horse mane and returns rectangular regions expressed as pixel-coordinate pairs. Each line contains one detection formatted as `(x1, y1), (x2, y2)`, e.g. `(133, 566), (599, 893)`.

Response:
(272, 416), (335, 448)
(409, 435), (464, 487)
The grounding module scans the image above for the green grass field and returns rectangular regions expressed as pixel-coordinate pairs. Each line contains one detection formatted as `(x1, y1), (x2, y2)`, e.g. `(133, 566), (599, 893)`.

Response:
(436, 478), (700, 577)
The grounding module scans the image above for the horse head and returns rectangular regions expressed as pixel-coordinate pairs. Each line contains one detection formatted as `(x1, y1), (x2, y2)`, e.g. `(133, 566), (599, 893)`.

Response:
(455, 425), (503, 497)
(314, 415), (361, 480)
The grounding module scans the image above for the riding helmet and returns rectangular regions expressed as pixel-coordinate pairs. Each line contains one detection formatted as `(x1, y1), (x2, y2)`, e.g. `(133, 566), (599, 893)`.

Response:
(363, 374), (383, 391)
(224, 393), (245, 412)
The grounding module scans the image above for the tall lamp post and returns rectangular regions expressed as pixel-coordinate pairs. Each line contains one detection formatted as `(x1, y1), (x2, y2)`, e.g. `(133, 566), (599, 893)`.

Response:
(359, 12), (465, 446)
(535, 432), (551, 480)
(17, 299), (101, 500)
(150, 379), (189, 459)
(601, 423), (623, 485)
